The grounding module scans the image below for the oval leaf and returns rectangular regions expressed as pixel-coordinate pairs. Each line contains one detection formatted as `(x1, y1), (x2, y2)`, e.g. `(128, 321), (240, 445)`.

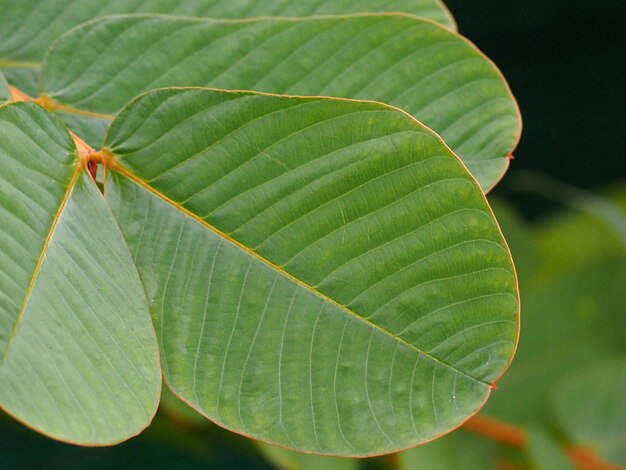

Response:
(41, 14), (520, 190)
(0, 102), (161, 444)
(104, 88), (519, 456)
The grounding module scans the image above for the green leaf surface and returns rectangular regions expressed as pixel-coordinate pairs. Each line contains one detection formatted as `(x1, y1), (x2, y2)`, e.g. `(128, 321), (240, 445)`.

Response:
(0, 66), (40, 97)
(0, 102), (161, 444)
(396, 429), (503, 470)
(525, 428), (574, 470)
(257, 442), (358, 470)
(0, 0), (454, 62)
(104, 88), (518, 456)
(41, 14), (520, 190)
(0, 70), (9, 103)
(481, 256), (626, 426)
(549, 358), (626, 466)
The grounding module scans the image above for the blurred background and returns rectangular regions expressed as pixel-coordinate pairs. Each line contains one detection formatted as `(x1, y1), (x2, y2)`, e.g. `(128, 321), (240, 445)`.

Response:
(1, 1), (625, 468)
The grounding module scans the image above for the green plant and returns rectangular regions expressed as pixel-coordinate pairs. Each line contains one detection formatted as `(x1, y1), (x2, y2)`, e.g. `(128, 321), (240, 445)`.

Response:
(0, 2), (622, 469)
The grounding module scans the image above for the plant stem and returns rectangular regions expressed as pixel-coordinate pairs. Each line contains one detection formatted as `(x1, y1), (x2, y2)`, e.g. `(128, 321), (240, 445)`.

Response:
(464, 415), (621, 470)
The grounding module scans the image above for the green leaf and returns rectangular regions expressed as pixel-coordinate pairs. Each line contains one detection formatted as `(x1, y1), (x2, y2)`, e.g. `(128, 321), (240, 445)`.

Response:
(0, 102), (161, 444)
(0, 0), (455, 92)
(549, 358), (626, 466)
(257, 442), (358, 470)
(104, 88), (518, 456)
(0, 70), (9, 103)
(0, 67), (40, 97)
(41, 14), (520, 190)
(525, 428), (574, 470)
(396, 429), (503, 470)
(482, 256), (626, 426)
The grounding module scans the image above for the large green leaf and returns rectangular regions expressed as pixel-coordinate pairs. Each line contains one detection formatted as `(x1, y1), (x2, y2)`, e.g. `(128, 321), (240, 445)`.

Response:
(104, 88), (518, 456)
(0, 0), (455, 95)
(0, 102), (161, 444)
(41, 14), (520, 190)
(549, 358), (626, 466)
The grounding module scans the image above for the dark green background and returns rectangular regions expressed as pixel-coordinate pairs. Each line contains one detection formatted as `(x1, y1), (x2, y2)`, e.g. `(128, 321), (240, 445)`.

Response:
(446, 0), (626, 215)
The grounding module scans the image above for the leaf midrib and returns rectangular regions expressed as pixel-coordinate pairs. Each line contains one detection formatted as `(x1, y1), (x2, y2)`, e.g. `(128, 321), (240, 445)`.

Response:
(1, 166), (80, 365)
(112, 162), (491, 386)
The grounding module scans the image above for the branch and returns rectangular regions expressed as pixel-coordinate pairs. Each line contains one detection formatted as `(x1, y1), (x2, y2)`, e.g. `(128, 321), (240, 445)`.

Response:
(464, 415), (621, 470)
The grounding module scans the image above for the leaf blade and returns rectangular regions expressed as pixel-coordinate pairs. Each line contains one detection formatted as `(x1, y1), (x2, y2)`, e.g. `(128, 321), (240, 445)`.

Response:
(0, 103), (161, 444)
(42, 14), (520, 189)
(0, 0), (455, 66)
(105, 88), (519, 455)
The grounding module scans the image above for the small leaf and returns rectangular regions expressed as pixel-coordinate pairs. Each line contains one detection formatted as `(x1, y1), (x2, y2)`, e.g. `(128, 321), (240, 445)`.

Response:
(41, 14), (520, 190)
(0, 102), (161, 444)
(104, 88), (518, 456)
(549, 358), (626, 466)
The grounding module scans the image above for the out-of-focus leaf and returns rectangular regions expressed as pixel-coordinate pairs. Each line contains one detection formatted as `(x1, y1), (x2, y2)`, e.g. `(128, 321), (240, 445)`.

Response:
(42, 14), (520, 189)
(104, 88), (518, 456)
(525, 427), (573, 470)
(160, 386), (208, 429)
(396, 429), (503, 469)
(482, 256), (626, 425)
(257, 442), (358, 470)
(532, 187), (626, 282)
(549, 358), (626, 466)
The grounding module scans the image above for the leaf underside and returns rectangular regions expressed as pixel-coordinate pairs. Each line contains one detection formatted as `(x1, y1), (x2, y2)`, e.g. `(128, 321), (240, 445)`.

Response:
(0, 102), (161, 445)
(0, 0), (455, 95)
(103, 88), (518, 455)
(41, 14), (519, 190)
(0, 81), (518, 451)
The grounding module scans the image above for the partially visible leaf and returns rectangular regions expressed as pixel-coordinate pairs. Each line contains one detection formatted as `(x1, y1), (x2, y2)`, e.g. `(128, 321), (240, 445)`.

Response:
(54, 110), (110, 149)
(0, 102), (161, 444)
(0, 0), (455, 62)
(396, 429), (502, 470)
(104, 88), (518, 456)
(257, 442), (358, 470)
(0, 67), (39, 97)
(525, 428), (573, 470)
(549, 358), (626, 466)
(482, 256), (626, 426)
(0, 70), (8, 103)
(160, 386), (208, 429)
(42, 14), (520, 189)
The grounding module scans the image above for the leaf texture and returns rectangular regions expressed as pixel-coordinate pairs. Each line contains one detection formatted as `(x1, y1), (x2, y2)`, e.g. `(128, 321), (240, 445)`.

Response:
(104, 88), (519, 455)
(0, 0), (454, 61)
(41, 14), (519, 190)
(0, 102), (161, 444)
